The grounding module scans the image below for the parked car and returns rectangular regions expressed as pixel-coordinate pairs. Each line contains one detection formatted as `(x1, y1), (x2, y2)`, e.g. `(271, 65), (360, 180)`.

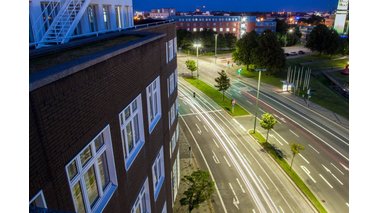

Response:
(298, 50), (305, 55)
(290, 51), (298, 56)
(285, 53), (290, 56)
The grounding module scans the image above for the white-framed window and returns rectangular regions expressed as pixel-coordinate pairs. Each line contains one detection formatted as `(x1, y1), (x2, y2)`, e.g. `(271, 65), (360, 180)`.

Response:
(167, 69), (178, 97)
(171, 152), (180, 207)
(168, 39), (174, 61)
(213, 28), (217, 32)
(131, 178), (151, 213)
(119, 94), (145, 170)
(168, 102), (176, 129)
(226, 28), (230, 32)
(147, 76), (162, 133)
(174, 37), (177, 55)
(233, 28), (236, 32)
(65, 125), (117, 213)
(30, 190), (47, 209)
(152, 146), (165, 200)
(193, 28), (197, 32)
(199, 28), (203, 31)
(170, 123), (179, 158)
(219, 28), (223, 32)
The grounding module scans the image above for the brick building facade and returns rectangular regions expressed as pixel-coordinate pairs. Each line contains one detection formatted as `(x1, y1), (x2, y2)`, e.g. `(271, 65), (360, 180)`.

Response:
(30, 22), (180, 213)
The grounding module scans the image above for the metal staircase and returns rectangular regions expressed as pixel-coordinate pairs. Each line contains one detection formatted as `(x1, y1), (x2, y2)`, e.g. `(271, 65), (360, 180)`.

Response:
(37, 0), (91, 47)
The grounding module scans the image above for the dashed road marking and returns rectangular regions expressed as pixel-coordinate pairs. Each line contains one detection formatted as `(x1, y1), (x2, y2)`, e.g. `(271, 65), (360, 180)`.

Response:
(340, 162), (349, 171)
(223, 156), (232, 167)
(203, 125), (209, 132)
(195, 115), (201, 122)
(308, 144), (320, 154)
(289, 129), (299, 137)
(319, 174), (333, 188)
(212, 138), (220, 148)
(236, 178), (246, 193)
(212, 151), (220, 164)
(279, 205), (285, 213)
(195, 123), (202, 135)
(299, 153), (310, 164)
(331, 163), (344, 175)
(301, 165), (317, 183)
(259, 176), (269, 190)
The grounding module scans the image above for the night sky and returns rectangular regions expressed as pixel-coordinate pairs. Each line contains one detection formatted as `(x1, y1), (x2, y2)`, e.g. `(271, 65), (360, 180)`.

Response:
(134, 0), (339, 12)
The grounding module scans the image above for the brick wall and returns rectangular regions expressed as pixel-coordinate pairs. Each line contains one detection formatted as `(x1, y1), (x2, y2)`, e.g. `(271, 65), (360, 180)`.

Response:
(30, 23), (178, 212)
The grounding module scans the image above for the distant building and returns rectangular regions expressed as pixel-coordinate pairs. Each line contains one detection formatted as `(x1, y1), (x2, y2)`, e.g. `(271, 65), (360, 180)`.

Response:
(171, 15), (276, 38)
(334, 0), (349, 34)
(299, 25), (315, 42)
(149, 8), (176, 19)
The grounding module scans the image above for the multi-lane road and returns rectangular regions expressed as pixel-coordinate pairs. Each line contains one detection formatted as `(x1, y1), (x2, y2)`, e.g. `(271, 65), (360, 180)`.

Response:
(177, 53), (349, 213)
(179, 80), (315, 213)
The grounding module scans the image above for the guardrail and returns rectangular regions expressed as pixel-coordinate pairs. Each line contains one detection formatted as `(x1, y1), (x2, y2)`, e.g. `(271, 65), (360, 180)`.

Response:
(30, 19), (175, 49)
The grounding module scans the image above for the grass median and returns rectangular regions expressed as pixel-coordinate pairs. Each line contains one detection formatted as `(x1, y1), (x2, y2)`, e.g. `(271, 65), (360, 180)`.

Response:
(184, 77), (249, 116)
(249, 130), (327, 213)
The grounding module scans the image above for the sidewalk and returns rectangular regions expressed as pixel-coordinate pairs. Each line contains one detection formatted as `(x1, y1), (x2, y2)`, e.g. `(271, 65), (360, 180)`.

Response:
(173, 124), (215, 213)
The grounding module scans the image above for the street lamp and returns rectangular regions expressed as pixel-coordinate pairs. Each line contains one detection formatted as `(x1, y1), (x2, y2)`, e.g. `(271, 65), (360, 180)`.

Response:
(253, 68), (267, 133)
(214, 34), (218, 64)
(285, 28), (294, 47)
(193, 43), (202, 78)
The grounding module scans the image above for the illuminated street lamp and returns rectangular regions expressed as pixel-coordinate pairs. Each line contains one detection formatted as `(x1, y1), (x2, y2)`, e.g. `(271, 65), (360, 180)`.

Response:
(285, 28), (294, 47)
(193, 43), (202, 78)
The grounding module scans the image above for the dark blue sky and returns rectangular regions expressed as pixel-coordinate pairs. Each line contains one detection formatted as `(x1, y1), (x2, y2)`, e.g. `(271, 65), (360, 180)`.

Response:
(134, 0), (339, 12)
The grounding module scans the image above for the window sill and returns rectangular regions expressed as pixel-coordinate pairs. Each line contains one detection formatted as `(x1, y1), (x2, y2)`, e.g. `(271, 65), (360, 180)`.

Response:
(154, 176), (165, 201)
(92, 184), (117, 213)
(125, 140), (145, 171)
(148, 114), (161, 134)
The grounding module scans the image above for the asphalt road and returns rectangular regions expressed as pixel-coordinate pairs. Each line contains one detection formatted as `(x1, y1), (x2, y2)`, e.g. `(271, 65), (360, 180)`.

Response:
(177, 54), (349, 213)
(178, 80), (316, 213)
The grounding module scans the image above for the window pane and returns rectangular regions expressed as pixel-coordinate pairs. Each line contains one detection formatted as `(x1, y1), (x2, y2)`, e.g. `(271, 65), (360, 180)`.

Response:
(80, 146), (92, 167)
(132, 100), (137, 112)
(149, 93), (154, 121)
(153, 164), (158, 187)
(142, 192), (147, 212)
(126, 122), (134, 152)
(84, 166), (100, 207)
(68, 160), (78, 180)
(124, 106), (131, 120)
(95, 134), (104, 151)
(133, 116), (140, 143)
(72, 182), (85, 213)
(153, 93), (158, 116)
(120, 113), (124, 126)
(121, 128), (127, 157)
(98, 152), (110, 191)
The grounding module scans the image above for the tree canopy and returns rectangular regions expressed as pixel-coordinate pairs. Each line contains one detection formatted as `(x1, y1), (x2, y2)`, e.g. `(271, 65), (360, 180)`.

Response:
(180, 170), (215, 212)
(290, 143), (305, 169)
(185, 60), (197, 77)
(260, 113), (277, 143)
(214, 70), (231, 101)
(232, 31), (259, 71)
(305, 24), (343, 55)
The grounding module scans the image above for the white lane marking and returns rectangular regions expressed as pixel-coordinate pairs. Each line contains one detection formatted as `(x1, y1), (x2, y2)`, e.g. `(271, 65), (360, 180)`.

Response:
(243, 90), (349, 161)
(273, 113), (279, 118)
(243, 153), (252, 164)
(331, 163), (344, 175)
(308, 144), (320, 154)
(270, 135), (283, 146)
(203, 125), (209, 132)
(223, 156), (232, 167)
(195, 115), (201, 122)
(179, 109), (223, 117)
(252, 209), (256, 213)
(272, 130), (289, 145)
(212, 138), (220, 148)
(301, 165), (317, 183)
(322, 164), (344, 185)
(236, 178), (246, 193)
(247, 100), (253, 105)
(229, 183), (240, 210)
(340, 162), (349, 171)
(346, 203), (349, 207)
(319, 174), (333, 188)
(289, 129), (299, 137)
(212, 151), (220, 164)
(279, 205), (285, 213)
(260, 109), (265, 113)
(180, 116), (228, 212)
(195, 123), (202, 135)
(299, 153), (310, 164)
(233, 118), (247, 132)
(259, 176), (269, 190)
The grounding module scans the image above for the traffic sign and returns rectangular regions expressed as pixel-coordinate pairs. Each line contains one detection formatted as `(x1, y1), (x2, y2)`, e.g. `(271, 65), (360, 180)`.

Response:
(255, 68), (267, 72)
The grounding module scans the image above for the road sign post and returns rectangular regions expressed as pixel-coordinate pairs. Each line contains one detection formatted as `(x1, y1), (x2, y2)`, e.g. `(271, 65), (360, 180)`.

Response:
(253, 68), (267, 133)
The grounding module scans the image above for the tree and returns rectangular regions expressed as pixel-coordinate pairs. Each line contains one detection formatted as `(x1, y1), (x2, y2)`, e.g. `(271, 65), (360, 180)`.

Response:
(232, 31), (259, 71)
(290, 143), (305, 169)
(185, 60), (197, 77)
(224, 33), (237, 49)
(254, 30), (286, 74)
(306, 24), (341, 56)
(259, 113), (277, 143)
(180, 170), (215, 212)
(275, 18), (289, 34)
(214, 70), (231, 101)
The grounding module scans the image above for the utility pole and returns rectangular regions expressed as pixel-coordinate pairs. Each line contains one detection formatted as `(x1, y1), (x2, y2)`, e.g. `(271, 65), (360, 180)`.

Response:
(253, 68), (267, 133)
(215, 34), (218, 64)
(193, 43), (201, 78)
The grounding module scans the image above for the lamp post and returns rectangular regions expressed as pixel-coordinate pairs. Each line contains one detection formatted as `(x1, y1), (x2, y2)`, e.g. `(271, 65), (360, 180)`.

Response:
(253, 68), (267, 133)
(193, 43), (202, 78)
(214, 34), (218, 64)
(285, 28), (294, 47)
